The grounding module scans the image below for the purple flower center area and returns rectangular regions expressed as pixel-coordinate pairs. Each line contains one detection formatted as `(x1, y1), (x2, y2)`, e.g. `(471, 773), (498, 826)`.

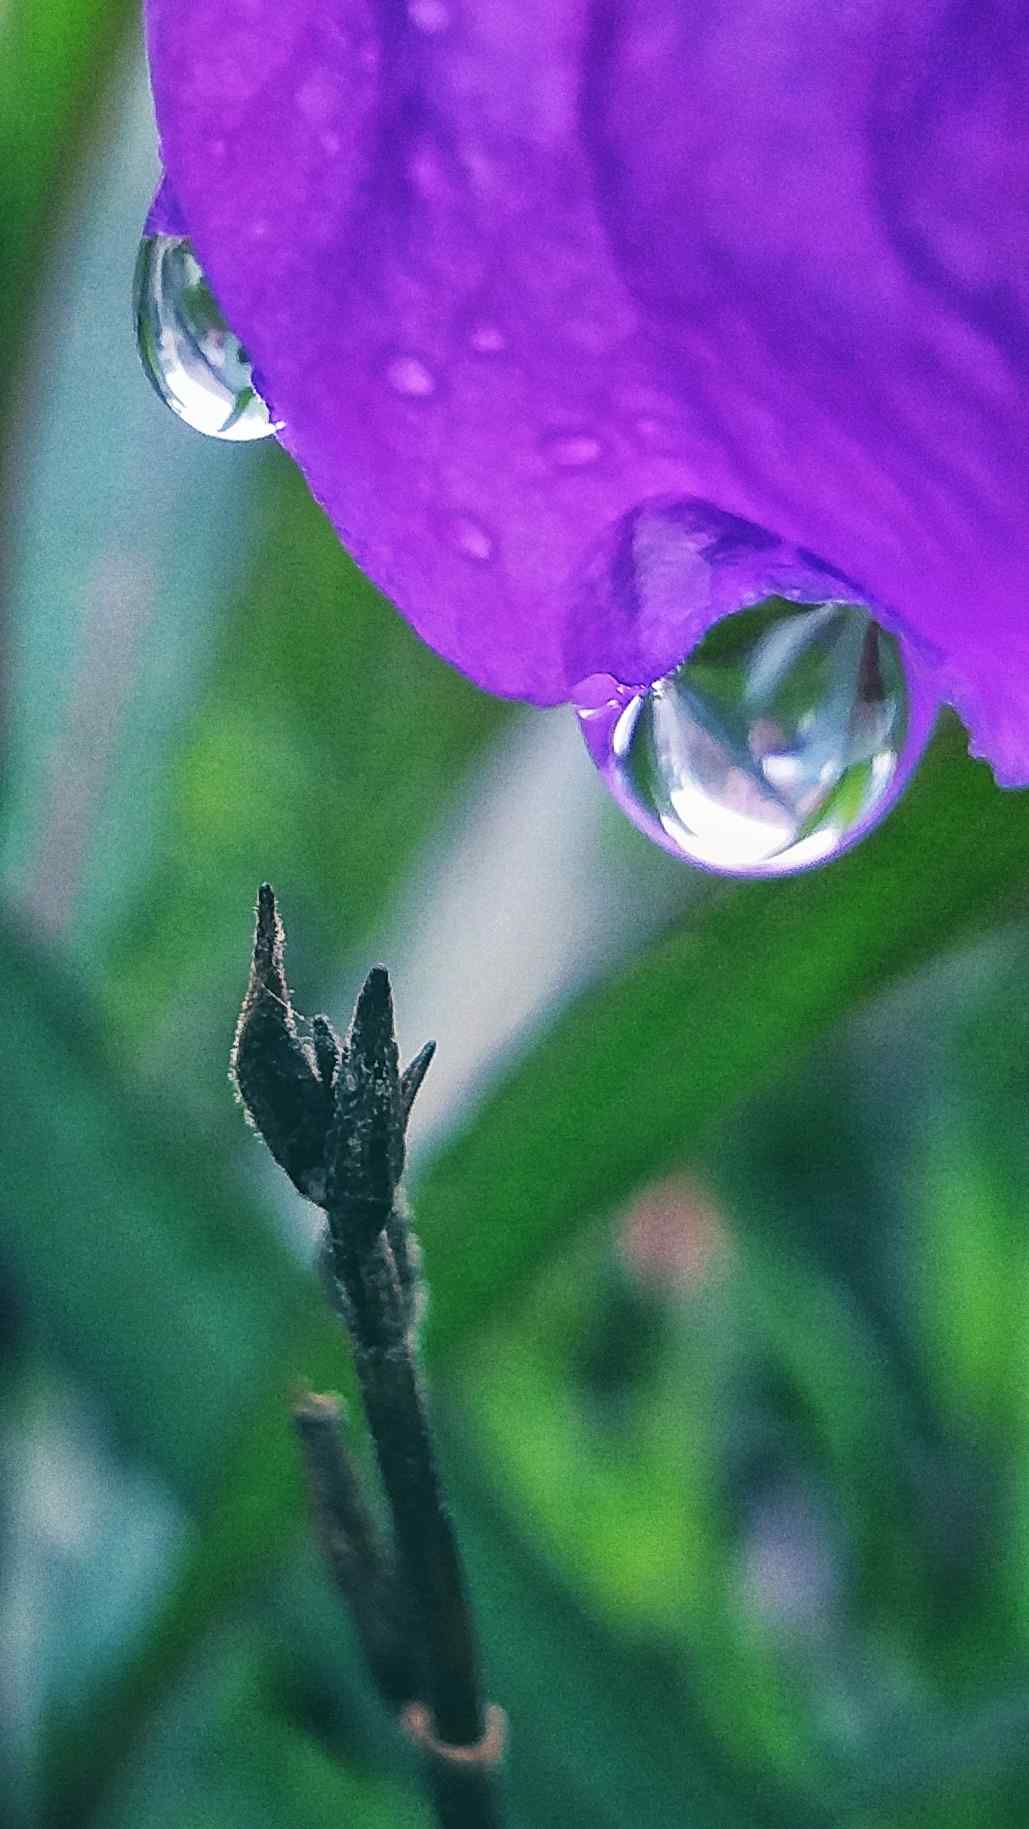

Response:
(146, 1), (1029, 784)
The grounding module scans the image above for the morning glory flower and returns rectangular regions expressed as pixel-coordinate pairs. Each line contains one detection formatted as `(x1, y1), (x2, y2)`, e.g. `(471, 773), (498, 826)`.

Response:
(141, 1), (1028, 871)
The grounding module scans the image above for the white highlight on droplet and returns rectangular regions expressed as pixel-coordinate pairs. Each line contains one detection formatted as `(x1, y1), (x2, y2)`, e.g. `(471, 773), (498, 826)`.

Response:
(580, 598), (912, 876)
(133, 234), (281, 442)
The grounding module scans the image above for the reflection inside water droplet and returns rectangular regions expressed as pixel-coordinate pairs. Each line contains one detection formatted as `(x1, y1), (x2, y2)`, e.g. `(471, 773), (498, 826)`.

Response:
(577, 598), (926, 875)
(133, 235), (281, 441)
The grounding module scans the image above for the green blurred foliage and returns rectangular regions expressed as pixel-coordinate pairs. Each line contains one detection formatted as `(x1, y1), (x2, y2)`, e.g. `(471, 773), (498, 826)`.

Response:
(105, 452), (509, 1111)
(3, 20), (1029, 1829)
(0, 0), (134, 378)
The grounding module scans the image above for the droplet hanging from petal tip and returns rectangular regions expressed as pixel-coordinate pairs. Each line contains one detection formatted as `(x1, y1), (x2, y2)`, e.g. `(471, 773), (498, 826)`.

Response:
(576, 598), (935, 876)
(133, 233), (282, 442)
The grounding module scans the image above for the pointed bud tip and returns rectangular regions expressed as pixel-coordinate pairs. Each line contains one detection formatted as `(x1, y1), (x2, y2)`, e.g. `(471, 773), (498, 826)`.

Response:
(327, 963), (406, 1214)
(253, 883), (283, 974)
(353, 965), (396, 1038)
(399, 1038), (436, 1123)
(234, 888), (336, 1201)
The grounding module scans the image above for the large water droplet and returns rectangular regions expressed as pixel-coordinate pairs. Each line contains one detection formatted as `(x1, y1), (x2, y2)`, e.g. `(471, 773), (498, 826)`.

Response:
(133, 235), (281, 442)
(577, 599), (927, 875)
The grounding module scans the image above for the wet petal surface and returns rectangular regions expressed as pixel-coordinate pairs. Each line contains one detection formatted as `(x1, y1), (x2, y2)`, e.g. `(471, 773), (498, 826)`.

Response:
(146, 0), (1029, 776)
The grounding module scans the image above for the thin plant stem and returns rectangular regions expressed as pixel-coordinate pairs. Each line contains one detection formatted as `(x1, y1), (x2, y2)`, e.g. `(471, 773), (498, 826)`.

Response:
(233, 887), (505, 1829)
(328, 1221), (484, 1746)
(293, 1393), (414, 1710)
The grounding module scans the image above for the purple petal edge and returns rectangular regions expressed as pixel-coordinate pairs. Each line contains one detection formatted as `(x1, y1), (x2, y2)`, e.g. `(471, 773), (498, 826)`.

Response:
(145, 0), (1029, 781)
(144, 176), (188, 238)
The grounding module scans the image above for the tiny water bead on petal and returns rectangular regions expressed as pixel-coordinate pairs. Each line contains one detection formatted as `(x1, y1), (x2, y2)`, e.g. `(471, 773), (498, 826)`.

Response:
(577, 600), (936, 876)
(133, 234), (282, 442)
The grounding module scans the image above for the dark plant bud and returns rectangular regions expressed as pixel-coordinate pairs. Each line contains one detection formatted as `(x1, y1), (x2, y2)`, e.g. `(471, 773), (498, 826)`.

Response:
(400, 1039), (436, 1126)
(325, 967), (405, 1236)
(312, 1012), (344, 1088)
(230, 884), (334, 1202)
(233, 891), (437, 1242)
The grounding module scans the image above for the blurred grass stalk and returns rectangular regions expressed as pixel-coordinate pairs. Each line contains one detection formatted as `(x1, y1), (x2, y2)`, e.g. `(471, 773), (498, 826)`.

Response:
(0, 0), (137, 800)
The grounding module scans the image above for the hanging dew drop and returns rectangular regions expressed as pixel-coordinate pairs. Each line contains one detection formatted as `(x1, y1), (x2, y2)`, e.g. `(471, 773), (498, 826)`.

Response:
(133, 234), (282, 441)
(577, 599), (928, 875)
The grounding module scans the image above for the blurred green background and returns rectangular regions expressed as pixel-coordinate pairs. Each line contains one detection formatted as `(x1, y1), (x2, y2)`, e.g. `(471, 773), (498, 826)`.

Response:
(4, 13), (1029, 1827)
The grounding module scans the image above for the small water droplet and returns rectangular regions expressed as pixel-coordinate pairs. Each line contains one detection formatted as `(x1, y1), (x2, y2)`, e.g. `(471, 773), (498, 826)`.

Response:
(296, 71), (340, 126)
(543, 431), (603, 469)
(408, 0), (451, 30)
(577, 598), (924, 875)
(633, 414), (682, 454)
(133, 235), (281, 442)
(469, 323), (507, 354)
(408, 143), (452, 201)
(386, 353), (437, 398)
(447, 514), (495, 562)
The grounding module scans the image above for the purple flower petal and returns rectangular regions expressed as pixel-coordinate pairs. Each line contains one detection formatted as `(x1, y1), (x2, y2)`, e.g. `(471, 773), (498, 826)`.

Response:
(146, 0), (1029, 779)
(144, 176), (189, 238)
